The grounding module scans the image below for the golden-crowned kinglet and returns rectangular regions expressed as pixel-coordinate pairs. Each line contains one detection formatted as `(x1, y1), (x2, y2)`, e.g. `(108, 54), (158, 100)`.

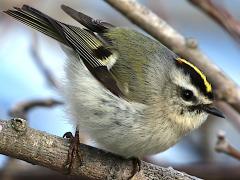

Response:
(5, 5), (224, 158)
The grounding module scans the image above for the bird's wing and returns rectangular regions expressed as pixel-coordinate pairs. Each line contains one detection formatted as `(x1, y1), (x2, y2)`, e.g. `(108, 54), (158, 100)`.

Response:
(4, 5), (124, 97)
(61, 5), (114, 33)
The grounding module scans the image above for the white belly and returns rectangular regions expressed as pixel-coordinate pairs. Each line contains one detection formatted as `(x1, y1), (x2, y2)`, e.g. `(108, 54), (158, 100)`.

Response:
(63, 48), (183, 158)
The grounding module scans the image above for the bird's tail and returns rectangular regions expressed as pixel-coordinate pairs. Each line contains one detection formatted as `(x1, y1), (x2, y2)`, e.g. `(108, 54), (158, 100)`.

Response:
(4, 5), (67, 44)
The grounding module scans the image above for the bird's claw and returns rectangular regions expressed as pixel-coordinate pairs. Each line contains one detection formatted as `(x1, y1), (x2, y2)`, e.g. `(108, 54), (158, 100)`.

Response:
(63, 129), (81, 174)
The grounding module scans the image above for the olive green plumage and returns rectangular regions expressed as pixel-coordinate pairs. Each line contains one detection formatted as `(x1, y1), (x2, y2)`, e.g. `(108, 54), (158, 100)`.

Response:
(106, 28), (176, 103)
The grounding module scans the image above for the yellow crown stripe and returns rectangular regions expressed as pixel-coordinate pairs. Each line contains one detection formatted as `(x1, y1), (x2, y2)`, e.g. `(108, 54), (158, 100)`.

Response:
(176, 58), (212, 92)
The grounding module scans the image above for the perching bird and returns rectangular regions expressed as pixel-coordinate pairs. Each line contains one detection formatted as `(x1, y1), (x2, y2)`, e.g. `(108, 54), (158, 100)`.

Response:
(4, 5), (224, 159)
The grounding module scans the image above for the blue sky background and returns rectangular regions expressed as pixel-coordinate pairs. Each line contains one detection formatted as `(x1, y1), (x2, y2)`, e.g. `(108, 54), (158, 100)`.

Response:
(0, 0), (240, 167)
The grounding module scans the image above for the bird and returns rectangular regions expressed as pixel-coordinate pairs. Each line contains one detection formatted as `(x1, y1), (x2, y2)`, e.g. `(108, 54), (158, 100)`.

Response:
(4, 4), (224, 160)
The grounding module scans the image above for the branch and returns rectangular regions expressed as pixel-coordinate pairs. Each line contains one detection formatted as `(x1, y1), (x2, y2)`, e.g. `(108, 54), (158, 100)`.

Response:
(30, 33), (60, 88)
(215, 131), (240, 160)
(2, 99), (63, 179)
(104, 0), (240, 114)
(9, 98), (63, 119)
(176, 163), (240, 179)
(215, 101), (240, 131)
(188, 0), (240, 43)
(0, 118), (200, 180)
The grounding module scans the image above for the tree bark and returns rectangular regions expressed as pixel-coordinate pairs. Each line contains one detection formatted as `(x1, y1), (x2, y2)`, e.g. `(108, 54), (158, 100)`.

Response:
(0, 118), (201, 180)
(188, 0), (240, 43)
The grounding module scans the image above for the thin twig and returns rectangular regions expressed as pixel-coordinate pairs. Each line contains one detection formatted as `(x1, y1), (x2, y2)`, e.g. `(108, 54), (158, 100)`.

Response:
(215, 131), (240, 160)
(9, 98), (63, 119)
(104, 0), (240, 114)
(188, 0), (240, 43)
(0, 118), (201, 180)
(216, 101), (240, 131)
(30, 33), (59, 88)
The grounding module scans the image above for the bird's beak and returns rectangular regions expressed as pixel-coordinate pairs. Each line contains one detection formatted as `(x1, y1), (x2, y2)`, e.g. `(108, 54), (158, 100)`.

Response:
(203, 106), (225, 118)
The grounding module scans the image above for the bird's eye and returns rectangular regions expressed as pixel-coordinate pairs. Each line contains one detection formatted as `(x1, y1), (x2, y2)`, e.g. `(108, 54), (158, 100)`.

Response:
(181, 89), (195, 101)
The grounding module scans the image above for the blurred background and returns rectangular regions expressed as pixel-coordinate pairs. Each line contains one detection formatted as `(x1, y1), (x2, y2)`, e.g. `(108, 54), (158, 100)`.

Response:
(0, 0), (240, 179)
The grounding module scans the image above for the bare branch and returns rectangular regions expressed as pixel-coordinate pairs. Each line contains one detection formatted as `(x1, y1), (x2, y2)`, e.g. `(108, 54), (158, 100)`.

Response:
(6, 98), (63, 178)
(9, 99), (63, 119)
(175, 163), (240, 179)
(2, 163), (240, 180)
(216, 101), (240, 131)
(1, 158), (19, 180)
(30, 33), (60, 88)
(0, 118), (201, 180)
(104, 0), (240, 114)
(215, 131), (240, 160)
(188, 0), (240, 43)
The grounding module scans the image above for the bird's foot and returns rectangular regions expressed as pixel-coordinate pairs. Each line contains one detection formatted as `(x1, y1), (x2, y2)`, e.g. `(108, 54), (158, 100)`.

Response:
(63, 129), (81, 174)
(128, 157), (141, 179)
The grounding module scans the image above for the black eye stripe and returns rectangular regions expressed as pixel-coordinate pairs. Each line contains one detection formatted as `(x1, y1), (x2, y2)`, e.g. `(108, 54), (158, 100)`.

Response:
(175, 58), (213, 100)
